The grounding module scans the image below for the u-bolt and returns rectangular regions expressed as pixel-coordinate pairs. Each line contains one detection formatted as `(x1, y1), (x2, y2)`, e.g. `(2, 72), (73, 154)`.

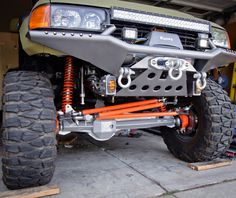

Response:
(118, 68), (135, 89)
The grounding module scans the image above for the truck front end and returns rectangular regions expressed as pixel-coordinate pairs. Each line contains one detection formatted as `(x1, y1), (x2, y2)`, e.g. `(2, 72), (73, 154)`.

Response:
(2, 0), (236, 189)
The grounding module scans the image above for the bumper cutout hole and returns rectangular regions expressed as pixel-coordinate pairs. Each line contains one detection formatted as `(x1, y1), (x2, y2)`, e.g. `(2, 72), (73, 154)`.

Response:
(176, 86), (183, 91)
(165, 86), (172, 91)
(160, 71), (168, 79)
(142, 85), (149, 91)
(154, 86), (161, 91)
(148, 73), (156, 79)
(129, 85), (137, 91)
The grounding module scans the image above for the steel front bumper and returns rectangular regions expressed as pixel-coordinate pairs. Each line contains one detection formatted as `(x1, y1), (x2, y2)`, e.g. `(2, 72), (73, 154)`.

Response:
(29, 29), (236, 75)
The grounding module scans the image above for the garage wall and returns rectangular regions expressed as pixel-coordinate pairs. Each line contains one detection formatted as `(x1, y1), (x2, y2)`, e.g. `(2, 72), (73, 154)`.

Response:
(226, 23), (236, 50)
(1, 0), (32, 32)
(0, 33), (19, 108)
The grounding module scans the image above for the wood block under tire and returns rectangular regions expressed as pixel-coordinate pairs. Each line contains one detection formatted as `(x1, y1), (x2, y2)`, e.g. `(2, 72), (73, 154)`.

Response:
(188, 159), (232, 171)
(0, 185), (60, 198)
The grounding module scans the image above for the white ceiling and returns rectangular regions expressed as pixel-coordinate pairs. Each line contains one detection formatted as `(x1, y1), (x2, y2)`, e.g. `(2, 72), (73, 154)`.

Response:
(125, 0), (236, 19)
(166, 0), (236, 12)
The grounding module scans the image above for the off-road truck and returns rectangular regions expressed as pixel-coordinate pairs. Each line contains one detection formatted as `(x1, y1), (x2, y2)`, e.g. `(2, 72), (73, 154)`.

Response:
(2, 0), (236, 189)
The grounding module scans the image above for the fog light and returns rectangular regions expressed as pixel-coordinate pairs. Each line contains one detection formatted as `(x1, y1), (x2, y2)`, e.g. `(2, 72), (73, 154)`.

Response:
(198, 33), (209, 48)
(122, 27), (138, 40)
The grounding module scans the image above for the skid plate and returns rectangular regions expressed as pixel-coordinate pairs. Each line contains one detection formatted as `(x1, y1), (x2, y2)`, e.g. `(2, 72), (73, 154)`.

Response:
(117, 68), (187, 97)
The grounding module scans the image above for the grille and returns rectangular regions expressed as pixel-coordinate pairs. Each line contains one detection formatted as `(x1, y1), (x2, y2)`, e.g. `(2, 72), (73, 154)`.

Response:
(111, 20), (198, 51)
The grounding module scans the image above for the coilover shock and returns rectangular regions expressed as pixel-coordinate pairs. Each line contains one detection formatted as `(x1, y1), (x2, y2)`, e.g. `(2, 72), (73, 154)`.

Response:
(62, 56), (74, 112)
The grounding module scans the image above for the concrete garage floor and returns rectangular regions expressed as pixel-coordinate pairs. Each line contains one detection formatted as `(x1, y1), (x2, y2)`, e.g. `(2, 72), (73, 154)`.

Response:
(0, 132), (236, 198)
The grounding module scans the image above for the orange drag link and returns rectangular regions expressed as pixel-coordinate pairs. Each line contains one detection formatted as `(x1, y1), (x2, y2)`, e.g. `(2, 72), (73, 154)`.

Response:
(82, 99), (158, 115)
(98, 102), (164, 118)
(97, 112), (178, 120)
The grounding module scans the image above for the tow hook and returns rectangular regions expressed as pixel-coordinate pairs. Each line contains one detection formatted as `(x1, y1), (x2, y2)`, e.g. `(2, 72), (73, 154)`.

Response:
(118, 67), (135, 89)
(193, 72), (207, 95)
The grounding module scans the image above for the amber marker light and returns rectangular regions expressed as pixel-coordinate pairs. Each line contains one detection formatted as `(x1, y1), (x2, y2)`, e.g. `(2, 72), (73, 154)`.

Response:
(29, 5), (51, 30)
(227, 32), (231, 49)
(108, 80), (116, 93)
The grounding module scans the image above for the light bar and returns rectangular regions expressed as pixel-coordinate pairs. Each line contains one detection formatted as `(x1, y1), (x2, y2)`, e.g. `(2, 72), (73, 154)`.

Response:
(112, 8), (210, 33)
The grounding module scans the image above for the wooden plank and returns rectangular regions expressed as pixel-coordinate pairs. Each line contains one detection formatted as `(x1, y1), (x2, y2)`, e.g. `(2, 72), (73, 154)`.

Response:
(0, 185), (60, 198)
(188, 159), (232, 171)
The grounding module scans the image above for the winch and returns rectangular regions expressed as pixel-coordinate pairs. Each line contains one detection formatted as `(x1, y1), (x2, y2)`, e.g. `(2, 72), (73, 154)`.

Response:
(150, 57), (193, 81)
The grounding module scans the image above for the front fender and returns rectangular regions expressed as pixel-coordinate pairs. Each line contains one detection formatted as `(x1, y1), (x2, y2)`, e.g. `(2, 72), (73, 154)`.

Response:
(20, 17), (65, 57)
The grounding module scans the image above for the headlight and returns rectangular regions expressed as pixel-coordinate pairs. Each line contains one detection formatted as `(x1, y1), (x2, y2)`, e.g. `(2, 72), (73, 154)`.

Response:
(81, 12), (103, 30)
(51, 5), (106, 31)
(52, 8), (82, 28)
(211, 28), (230, 49)
(29, 4), (107, 31)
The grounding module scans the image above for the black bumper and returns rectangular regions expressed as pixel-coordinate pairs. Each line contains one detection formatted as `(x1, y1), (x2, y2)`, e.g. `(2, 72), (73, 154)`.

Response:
(29, 28), (236, 75)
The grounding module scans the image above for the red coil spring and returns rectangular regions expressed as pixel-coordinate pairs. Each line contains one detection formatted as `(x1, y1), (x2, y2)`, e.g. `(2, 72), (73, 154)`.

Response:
(160, 105), (167, 112)
(62, 57), (74, 112)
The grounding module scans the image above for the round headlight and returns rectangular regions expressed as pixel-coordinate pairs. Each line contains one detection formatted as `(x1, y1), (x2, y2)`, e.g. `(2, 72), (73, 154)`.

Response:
(52, 8), (81, 28)
(82, 12), (102, 30)
(211, 28), (230, 49)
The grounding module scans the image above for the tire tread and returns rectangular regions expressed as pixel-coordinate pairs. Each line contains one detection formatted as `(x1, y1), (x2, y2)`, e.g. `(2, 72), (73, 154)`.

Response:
(2, 71), (57, 189)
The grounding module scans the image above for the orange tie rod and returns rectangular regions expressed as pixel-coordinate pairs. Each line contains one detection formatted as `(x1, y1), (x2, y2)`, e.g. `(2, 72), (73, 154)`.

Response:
(97, 112), (177, 120)
(98, 102), (164, 118)
(82, 99), (159, 115)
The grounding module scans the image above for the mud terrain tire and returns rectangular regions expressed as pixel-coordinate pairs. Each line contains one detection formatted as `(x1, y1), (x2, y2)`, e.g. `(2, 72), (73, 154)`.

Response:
(2, 71), (57, 189)
(162, 79), (235, 162)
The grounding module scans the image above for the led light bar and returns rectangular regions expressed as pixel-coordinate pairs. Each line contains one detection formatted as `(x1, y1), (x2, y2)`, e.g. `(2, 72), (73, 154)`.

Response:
(112, 8), (210, 33)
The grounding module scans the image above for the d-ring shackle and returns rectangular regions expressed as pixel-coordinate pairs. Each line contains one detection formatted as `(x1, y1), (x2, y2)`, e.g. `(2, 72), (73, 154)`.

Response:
(166, 59), (183, 81)
(194, 72), (207, 91)
(118, 67), (135, 89)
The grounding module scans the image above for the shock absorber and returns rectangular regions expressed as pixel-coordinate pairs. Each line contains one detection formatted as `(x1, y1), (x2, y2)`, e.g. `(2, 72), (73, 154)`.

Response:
(62, 56), (74, 112)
